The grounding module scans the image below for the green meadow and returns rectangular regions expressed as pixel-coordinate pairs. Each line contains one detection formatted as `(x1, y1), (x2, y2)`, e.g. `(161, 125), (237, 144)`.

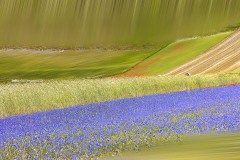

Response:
(0, 31), (233, 80)
(0, 49), (155, 81)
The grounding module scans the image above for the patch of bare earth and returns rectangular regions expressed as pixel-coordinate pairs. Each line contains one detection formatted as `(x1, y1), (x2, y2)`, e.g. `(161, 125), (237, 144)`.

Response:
(165, 30), (240, 75)
(118, 43), (187, 77)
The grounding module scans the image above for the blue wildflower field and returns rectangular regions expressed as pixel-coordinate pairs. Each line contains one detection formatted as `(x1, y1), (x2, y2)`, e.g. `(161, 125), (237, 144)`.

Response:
(1, 85), (240, 159)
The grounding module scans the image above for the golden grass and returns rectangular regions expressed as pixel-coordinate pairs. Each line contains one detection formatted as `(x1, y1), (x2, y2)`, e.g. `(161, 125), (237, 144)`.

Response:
(1, 74), (239, 118)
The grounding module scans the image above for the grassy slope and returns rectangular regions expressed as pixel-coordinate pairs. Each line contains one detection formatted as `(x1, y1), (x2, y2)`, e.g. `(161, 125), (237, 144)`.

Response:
(1, 75), (240, 118)
(119, 133), (240, 160)
(120, 32), (232, 76)
(233, 68), (240, 73)
(0, 31), (235, 80)
(0, 49), (155, 80)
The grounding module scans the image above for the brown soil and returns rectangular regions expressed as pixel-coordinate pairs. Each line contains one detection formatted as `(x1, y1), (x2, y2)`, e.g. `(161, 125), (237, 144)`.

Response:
(165, 30), (240, 75)
(119, 43), (187, 77)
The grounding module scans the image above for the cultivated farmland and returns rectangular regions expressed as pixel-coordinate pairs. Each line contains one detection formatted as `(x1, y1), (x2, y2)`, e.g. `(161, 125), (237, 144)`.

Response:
(119, 32), (232, 76)
(166, 30), (240, 75)
(1, 0), (240, 159)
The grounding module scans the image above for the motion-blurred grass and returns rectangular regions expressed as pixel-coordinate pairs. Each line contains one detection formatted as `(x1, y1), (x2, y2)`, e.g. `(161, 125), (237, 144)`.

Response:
(1, 0), (240, 49)
(118, 133), (240, 160)
(0, 49), (155, 80)
(123, 32), (232, 76)
(1, 74), (239, 118)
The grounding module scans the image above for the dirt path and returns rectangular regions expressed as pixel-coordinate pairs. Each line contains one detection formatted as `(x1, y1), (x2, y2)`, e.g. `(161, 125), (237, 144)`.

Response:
(165, 30), (240, 75)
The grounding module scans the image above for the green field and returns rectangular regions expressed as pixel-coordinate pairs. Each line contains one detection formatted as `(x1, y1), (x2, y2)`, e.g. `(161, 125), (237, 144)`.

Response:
(0, 31), (234, 81)
(117, 133), (240, 160)
(1, 1), (240, 159)
(0, 49), (155, 81)
(1, 74), (239, 118)
(122, 32), (232, 76)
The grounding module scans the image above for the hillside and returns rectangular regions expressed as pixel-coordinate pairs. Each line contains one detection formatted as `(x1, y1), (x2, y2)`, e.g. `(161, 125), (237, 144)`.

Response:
(117, 31), (232, 77)
(165, 30), (240, 75)
(0, 49), (155, 81)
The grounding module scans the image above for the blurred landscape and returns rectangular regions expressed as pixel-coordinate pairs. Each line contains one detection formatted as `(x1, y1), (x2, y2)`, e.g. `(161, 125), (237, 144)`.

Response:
(0, 0), (240, 80)
(1, 0), (240, 49)
(0, 0), (240, 159)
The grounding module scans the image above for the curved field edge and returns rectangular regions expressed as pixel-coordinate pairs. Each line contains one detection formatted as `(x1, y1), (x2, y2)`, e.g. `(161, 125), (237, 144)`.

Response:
(116, 133), (240, 160)
(166, 30), (240, 75)
(118, 31), (232, 77)
(0, 49), (156, 81)
(1, 74), (240, 118)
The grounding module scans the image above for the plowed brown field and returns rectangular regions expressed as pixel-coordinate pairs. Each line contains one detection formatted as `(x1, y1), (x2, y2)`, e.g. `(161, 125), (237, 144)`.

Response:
(165, 30), (240, 75)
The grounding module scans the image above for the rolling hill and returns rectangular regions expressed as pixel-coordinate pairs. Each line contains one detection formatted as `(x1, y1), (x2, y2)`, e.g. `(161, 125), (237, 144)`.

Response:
(119, 31), (240, 77)
(0, 49), (155, 81)
(165, 30), (240, 75)
(117, 31), (234, 77)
